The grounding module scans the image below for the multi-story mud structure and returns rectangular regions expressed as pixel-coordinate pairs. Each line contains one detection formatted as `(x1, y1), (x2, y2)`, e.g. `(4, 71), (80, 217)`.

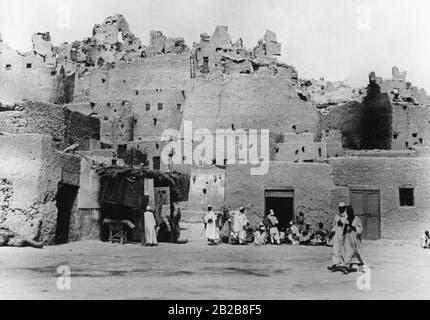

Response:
(1, 14), (429, 243)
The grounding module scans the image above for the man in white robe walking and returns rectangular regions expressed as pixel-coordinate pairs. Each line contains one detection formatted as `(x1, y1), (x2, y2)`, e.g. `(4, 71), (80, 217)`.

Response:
(327, 202), (347, 271)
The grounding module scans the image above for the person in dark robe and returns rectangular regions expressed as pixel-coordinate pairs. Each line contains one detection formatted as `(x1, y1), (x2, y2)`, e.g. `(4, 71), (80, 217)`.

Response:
(170, 202), (182, 243)
(297, 212), (305, 233)
(312, 222), (328, 246)
(299, 224), (314, 245)
(219, 208), (232, 243)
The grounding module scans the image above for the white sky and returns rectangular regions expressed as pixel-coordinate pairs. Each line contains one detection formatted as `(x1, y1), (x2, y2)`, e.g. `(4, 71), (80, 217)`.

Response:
(0, 0), (429, 90)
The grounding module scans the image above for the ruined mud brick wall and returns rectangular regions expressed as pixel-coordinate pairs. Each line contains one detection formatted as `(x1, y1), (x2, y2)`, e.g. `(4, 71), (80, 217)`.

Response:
(330, 157), (430, 240)
(67, 110), (101, 149)
(0, 32), (59, 105)
(64, 14), (189, 106)
(224, 162), (348, 228)
(192, 27), (294, 79)
(131, 88), (185, 140)
(0, 134), (62, 243)
(321, 130), (343, 157)
(181, 75), (318, 137)
(392, 103), (430, 150)
(176, 131), (279, 166)
(72, 54), (190, 103)
(0, 101), (100, 150)
(372, 68), (430, 150)
(98, 101), (134, 146)
(188, 167), (225, 212)
(275, 132), (327, 162)
(380, 67), (429, 105)
(317, 81), (393, 150)
(276, 141), (327, 162)
(126, 139), (170, 171)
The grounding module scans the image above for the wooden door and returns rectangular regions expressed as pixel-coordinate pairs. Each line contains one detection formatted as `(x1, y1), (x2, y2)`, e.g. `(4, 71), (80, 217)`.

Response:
(350, 190), (380, 240)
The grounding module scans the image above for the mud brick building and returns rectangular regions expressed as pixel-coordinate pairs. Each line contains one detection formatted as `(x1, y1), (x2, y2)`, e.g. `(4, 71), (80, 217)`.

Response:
(1, 14), (429, 242)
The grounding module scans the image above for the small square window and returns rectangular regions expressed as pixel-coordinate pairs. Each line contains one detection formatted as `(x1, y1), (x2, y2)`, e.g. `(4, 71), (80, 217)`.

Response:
(399, 188), (414, 206)
(5, 64), (11, 70)
(26, 63), (32, 69)
(145, 103), (150, 111)
(158, 103), (163, 110)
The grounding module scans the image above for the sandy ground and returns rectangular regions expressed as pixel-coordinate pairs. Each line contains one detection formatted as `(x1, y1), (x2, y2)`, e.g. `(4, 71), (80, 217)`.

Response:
(0, 225), (429, 299)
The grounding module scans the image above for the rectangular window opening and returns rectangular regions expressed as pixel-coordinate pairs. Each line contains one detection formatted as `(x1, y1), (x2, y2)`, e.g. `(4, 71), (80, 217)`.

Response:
(399, 187), (414, 207)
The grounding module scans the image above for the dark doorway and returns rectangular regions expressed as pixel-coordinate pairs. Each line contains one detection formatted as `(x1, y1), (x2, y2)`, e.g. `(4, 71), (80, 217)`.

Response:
(153, 156), (161, 170)
(264, 189), (294, 229)
(55, 183), (79, 244)
(201, 56), (209, 74)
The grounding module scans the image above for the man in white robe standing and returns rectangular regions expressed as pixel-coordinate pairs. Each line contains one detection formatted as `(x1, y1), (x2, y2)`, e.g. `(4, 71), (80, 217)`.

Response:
(204, 205), (218, 245)
(143, 205), (158, 246)
(233, 207), (249, 245)
(267, 209), (281, 245)
(327, 202), (347, 271)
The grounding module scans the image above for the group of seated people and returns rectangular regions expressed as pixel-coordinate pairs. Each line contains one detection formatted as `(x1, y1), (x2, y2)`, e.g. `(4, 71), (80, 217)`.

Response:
(254, 212), (331, 246)
(208, 206), (331, 246)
